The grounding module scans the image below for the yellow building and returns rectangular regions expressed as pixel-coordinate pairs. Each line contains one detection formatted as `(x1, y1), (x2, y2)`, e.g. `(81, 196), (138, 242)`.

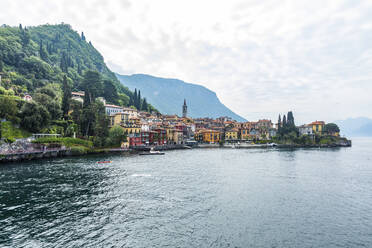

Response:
(225, 129), (239, 140)
(196, 130), (221, 143)
(109, 112), (129, 127)
(309, 121), (325, 134)
(124, 126), (141, 134)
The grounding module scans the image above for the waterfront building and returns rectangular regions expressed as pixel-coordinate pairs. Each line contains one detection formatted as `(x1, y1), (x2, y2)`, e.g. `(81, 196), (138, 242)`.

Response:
(167, 129), (184, 144)
(269, 128), (277, 138)
(128, 133), (142, 147)
(240, 129), (250, 140)
(225, 128), (239, 141)
(309, 121), (325, 134)
(195, 130), (221, 143)
(152, 128), (167, 145)
(299, 125), (314, 135)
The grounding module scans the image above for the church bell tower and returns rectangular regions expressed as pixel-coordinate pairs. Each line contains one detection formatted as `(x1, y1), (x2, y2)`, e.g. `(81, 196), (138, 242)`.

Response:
(182, 99), (187, 118)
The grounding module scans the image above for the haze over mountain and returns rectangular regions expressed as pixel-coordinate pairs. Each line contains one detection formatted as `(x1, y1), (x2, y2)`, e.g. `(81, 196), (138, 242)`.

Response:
(116, 74), (247, 122)
(335, 117), (372, 137)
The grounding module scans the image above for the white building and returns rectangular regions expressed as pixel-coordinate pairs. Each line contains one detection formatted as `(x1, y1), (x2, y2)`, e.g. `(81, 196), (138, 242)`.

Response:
(105, 104), (124, 115)
(299, 125), (313, 135)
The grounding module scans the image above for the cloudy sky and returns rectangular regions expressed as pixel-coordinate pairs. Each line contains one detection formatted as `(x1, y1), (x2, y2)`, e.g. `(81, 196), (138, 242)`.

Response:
(1, 0), (372, 123)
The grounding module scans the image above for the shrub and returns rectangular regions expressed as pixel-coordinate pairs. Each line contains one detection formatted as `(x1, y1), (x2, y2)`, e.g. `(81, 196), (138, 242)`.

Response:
(70, 145), (89, 155)
(32, 137), (93, 148)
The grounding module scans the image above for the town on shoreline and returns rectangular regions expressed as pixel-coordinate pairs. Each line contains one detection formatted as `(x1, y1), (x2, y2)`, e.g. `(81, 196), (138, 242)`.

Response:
(1, 91), (351, 163)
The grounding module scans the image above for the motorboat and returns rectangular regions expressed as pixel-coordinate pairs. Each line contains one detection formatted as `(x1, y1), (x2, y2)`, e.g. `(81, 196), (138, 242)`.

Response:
(139, 150), (165, 155)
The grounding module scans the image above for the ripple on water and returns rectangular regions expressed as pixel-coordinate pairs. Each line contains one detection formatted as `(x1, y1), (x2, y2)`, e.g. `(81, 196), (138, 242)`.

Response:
(1, 140), (372, 247)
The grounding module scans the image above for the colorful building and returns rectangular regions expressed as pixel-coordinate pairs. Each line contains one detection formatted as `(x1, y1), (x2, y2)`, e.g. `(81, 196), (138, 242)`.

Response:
(309, 121), (325, 134)
(225, 129), (239, 140)
(109, 112), (129, 127)
(128, 133), (142, 147)
(195, 130), (221, 143)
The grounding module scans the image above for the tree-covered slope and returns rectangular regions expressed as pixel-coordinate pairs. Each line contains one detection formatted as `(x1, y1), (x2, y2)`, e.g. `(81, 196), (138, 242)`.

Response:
(0, 23), (133, 104)
(116, 73), (247, 122)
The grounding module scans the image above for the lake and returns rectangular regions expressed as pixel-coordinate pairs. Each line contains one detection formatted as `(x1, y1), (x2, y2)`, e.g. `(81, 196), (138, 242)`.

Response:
(1, 138), (371, 247)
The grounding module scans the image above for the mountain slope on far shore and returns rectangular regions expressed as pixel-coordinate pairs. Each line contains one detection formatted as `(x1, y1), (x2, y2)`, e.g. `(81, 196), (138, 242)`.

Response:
(335, 117), (372, 137)
(116, 74), (247, 122)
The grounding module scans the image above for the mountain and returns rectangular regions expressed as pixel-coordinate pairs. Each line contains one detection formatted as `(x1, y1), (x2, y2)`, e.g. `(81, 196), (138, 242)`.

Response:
(335, 117), (372, 137)
(116, 74), (247, 122)
(0, 23), (133, 103)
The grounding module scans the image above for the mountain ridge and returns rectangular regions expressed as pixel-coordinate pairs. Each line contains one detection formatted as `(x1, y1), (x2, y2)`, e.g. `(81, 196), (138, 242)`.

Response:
(116, 73), (247, 122)
(334, 117), (372, 137)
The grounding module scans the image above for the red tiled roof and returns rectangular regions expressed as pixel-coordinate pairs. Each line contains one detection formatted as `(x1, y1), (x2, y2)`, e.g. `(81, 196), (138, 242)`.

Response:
(310, 121), (325, 125)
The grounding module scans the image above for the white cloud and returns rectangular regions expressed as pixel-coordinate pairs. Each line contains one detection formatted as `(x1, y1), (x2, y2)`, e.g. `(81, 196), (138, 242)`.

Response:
(1, 0), (372, 123)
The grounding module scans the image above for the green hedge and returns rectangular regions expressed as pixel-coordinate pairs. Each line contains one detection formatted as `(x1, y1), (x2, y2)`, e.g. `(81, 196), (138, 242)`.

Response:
(32, 137), (93, 148)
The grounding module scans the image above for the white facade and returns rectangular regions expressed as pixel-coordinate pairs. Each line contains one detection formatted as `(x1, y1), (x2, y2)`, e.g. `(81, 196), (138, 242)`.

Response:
(299, 125), (313, 135)
(105, 104), (124, 115)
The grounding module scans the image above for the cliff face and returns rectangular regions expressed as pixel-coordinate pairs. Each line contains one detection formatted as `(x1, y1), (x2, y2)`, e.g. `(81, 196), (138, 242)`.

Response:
(116, 73), (247, 122)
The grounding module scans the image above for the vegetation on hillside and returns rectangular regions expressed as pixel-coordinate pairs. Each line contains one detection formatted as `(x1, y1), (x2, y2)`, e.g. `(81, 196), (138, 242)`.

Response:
(0, 23), (156, 145)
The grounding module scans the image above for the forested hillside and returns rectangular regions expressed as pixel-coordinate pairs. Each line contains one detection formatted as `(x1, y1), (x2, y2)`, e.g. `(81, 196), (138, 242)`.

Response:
(0, 23), (134, 103)
(0, 23), (155, 145)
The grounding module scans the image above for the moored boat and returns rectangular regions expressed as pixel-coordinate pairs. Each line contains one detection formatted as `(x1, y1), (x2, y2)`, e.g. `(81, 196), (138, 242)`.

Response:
(139, 151), (165, 155)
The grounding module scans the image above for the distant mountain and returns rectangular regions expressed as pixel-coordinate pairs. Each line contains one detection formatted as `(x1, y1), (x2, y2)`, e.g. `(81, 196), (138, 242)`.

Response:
(116, 74), (247, 122)
(335, 117), (372, 137)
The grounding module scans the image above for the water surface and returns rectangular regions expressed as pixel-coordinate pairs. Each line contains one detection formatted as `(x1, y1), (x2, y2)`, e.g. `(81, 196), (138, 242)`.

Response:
(1, 138), (372, 247)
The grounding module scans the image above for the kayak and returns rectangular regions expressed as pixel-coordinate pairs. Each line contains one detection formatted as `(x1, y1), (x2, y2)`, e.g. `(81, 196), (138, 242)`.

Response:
(97, 161), (112, 164)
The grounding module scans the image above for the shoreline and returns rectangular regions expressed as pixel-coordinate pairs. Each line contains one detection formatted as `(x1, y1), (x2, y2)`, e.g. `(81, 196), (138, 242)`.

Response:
(0, 141), (352, 164)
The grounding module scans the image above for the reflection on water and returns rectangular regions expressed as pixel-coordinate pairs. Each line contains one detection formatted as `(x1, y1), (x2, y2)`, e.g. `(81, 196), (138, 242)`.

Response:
(0, 138), (372, 247)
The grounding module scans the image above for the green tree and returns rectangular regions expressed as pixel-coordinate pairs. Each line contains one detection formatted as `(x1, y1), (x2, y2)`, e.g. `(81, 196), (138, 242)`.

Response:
(21, 28), (31, 47)
(108, 126), (127, 147)
(62, 75), (71, 118)
(142, 98), (148, 111)
(324, 123), (340, 134)
(33, 92), (62, 120)
(81, 70), (102, 107)
(39, 40), (49, 61)
(137, 90), (141, 110)
(0, 96), (19, 123)
(0, 56), (3, 72)
(287, 111), (295, 126)
(133, 89), (138, 109)
(103, 80), (119, 104)
(93, 103), (110, 146)
(20, 101), (51, 132)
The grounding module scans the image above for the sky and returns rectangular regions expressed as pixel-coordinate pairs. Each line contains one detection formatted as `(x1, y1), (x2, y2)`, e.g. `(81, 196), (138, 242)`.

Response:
(1, 0), (372, 124)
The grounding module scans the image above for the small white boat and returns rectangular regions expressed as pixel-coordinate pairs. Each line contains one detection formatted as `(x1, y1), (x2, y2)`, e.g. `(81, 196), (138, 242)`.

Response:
(139, 150), (165, 155)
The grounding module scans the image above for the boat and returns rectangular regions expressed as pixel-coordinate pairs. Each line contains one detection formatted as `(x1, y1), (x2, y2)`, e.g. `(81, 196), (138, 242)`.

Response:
(97, 161), (112, 164)
(139, 151), (165, 155)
